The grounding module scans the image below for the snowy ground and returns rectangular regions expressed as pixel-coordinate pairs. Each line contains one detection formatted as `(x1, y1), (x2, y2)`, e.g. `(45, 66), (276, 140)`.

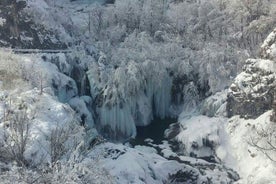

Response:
(227, 112), (276, 184)
(174, 113), (276, 184)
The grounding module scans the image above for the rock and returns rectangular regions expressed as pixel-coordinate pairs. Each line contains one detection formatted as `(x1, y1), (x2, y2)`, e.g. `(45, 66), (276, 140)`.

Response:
(227, 59), (275, 119)
(0, 1), (66, 49)
(164, 123), (181, 140)
(89, 142), (239, 184)
(227, 28), (276, 119)
(271, 94), (276, 122)
(261, 28), (276, 61)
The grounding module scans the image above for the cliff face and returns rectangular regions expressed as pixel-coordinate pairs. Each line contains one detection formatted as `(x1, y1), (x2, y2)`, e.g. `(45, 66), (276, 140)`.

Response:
(272, 95), (276, 122)
(261, 28), (276, 61)
(227, 28), (276, 119)
(0, 0), (66, 49)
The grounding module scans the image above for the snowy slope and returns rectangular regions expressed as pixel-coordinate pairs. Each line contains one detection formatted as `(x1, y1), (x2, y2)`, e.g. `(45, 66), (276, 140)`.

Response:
(227, 112), (276, 184)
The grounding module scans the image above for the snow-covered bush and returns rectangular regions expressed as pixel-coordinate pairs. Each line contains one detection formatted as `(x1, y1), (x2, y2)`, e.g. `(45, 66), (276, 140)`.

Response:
(0, 50), (28, 90)
(0, 158), (114, 184)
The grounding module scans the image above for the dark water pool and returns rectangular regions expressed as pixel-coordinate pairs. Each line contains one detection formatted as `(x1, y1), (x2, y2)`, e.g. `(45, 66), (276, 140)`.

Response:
(132, 117), (177, 146)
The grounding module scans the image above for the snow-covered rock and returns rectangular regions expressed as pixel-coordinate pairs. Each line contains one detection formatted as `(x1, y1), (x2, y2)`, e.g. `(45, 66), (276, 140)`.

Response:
(88, 142), (239, 184)
(0, 88), (87, 166)
(227, 59), (276, 119)
(200, 90), (227, 117)
(69, 96), (94, 128)
(0, 17), (5, 27)
(0, 0), (67, 49)
(22, 54), (78, 103)
(261, 28), (276, 61)
(176, 116), (224, 158)
(227, 28), (276, 119)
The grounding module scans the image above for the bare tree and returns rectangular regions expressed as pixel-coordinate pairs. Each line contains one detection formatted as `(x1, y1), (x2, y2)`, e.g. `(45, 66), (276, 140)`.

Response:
(36, 121), (84, 168)
(88, 4), (104, 40)
(48, 126), (70, 166)
(271, 93), (276, 122)
(2, 109), (31, 167)
(249, 125), (276, 162)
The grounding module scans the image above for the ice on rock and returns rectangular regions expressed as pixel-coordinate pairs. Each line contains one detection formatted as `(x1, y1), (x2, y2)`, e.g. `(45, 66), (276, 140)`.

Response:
(152, 74), (172, 119)
(42, 53), (72, 75)
(200, 90), (228, 117)
(22, 54), (78, 103)
(98, 103), (137, 139)
(87, 58), (173, 139)
(69, 97), (94, 128)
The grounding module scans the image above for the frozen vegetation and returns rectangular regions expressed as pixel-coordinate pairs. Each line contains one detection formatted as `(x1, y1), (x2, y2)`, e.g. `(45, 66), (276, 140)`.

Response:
(0, 0), (275, 183)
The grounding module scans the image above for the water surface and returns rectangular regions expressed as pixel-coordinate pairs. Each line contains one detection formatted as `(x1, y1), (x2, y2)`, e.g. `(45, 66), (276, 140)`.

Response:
(133, 117), (177, 146)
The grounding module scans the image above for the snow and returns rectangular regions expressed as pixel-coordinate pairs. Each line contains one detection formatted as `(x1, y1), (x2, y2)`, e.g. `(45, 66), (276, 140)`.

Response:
(200, 90), (228, 117)
(89, 143), (172, 183)
(261, 28), (276, 60)
(0, 87), (81, 165)
(227, 111), (276, 184)
(158, 141), (178, 158)
(22, 54), (78, 102)
(254, 59), (276, 73)
(24, 0), (73, 44)
(0, 1), (275, 183)
(88, 143), (204, 183)
(69, 97), (94, 128)
(86, 141), (241, 183)
(98, 103), (137, 139)
(14, 0), (252, 141)
(0, 17), (6, 26)
(231, 58), (276, 96)
(134, 145), (157, 154)
(9, 90), (79, 165)
(0, 50), (97, 167)
(176, 115), (225, 157)
(87, 58), (174, 138)
(175, 110), (276, 184)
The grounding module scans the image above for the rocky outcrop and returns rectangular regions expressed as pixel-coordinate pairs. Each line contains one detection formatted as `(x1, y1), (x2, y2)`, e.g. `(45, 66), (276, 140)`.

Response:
(271, 94), (276, 122)
(261, 28), (276, 61)
(227, 28), (276, 119)
(0, 0), (66, 49)
(227, 59), (275, 119)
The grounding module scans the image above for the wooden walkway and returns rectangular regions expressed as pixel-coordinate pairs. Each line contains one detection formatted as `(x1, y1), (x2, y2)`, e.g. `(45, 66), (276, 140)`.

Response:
(0, 48), (72, 54)
(12, 49), (72, 54)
